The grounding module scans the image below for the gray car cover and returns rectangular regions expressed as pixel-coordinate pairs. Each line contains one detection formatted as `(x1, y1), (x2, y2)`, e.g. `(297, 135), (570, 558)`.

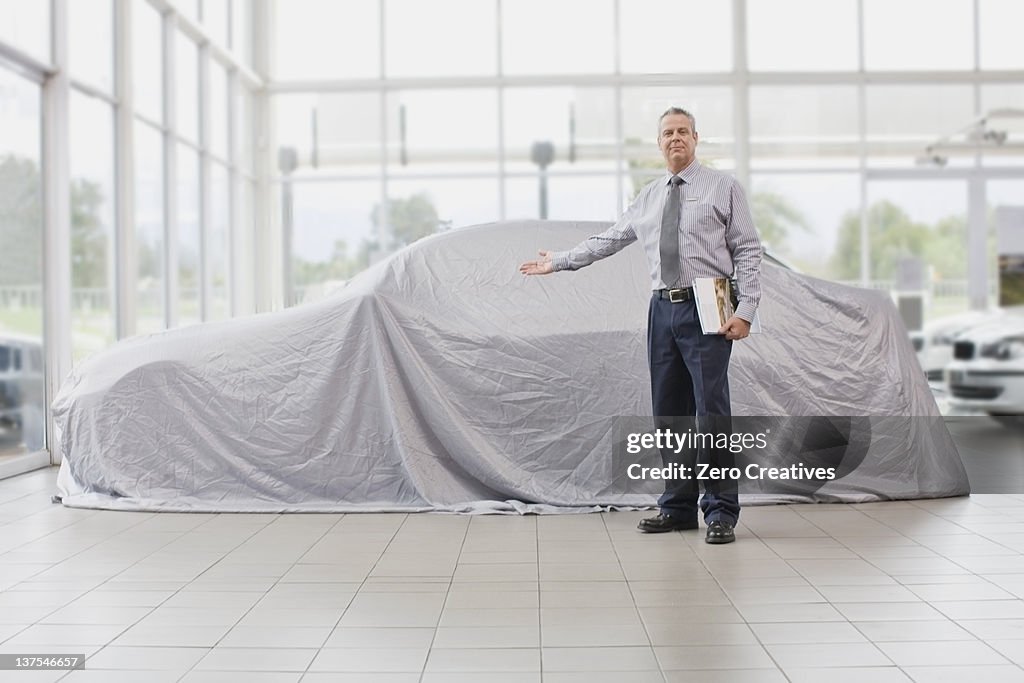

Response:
(53, 220), (969, 512)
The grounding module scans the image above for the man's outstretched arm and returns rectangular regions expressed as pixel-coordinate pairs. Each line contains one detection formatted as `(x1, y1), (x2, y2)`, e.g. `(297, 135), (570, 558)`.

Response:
(518, 206), (641, 277)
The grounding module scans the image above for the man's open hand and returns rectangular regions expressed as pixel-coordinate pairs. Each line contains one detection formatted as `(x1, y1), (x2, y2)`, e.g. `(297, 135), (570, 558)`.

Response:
(519, 250), (554, 276)
(720, 316), (751, 340)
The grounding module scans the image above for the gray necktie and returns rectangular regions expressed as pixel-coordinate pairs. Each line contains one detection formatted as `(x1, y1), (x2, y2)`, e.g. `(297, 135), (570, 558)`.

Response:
(660, 176), (684, 288)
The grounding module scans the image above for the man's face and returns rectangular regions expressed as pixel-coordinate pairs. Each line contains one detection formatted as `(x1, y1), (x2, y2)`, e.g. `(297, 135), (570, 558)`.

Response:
(658, 113), (699, 174)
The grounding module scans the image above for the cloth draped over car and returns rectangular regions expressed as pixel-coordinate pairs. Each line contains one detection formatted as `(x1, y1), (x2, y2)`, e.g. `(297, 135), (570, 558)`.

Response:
(53, 220), (969, 512)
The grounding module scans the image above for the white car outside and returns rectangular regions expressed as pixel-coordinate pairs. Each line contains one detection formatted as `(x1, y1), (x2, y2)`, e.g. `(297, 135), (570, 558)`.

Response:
(0, 334), (45, 451)
(945, 313), (1024, 422)
(916, 310), (1004, 383)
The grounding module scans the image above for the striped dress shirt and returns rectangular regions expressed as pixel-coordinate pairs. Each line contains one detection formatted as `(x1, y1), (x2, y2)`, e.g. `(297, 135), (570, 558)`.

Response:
(550, 158), (763, 323)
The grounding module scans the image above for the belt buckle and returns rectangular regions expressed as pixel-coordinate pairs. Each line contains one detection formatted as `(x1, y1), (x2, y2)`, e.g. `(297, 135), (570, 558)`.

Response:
(668, 288), (685, 303)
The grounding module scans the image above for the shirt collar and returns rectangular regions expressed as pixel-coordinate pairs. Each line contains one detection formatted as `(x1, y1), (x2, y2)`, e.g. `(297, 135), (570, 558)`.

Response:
(663, 157), (704, 184)
(664, 158), (702, 185)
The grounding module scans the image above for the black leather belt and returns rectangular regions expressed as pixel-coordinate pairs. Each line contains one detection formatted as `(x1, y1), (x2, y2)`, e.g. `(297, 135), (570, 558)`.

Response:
(656, 287), (694, 303)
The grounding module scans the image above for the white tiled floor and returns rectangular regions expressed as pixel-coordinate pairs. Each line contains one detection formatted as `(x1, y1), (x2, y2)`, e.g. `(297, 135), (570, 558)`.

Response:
(4, 468), (1024, 682)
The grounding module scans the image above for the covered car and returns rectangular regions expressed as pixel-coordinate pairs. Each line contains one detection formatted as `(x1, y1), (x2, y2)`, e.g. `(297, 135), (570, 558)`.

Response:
(53, 220), (969, 512)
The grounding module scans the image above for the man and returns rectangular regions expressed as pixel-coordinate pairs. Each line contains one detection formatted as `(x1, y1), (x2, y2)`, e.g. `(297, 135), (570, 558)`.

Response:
(519, 107), (762, 544)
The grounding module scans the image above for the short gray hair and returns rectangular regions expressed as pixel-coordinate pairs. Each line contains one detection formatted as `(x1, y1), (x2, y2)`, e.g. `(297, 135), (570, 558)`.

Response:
(658, 107), (697, 135)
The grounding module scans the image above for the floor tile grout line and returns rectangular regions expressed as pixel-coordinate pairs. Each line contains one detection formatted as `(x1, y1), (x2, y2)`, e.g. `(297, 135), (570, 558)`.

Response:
(6, 501), (244, 680)
(737, 510), (898, 680)
(418, 512), (473, 683)
(601, 512), (669, 683)
(706, 523), (798, 683)
(793, 506), (941, 630)
(866, 498), (1024, 561)
(218, 512), (345, 679)
(902, 497), (1024, 579)
(784, 503), (1021, 670)
(0, 474), (75, 532)
(47, 509), (326, 681)
(0, 507), (109, 574)
(95, 511), (295, 683)
(535, 514), (543, 682)
(290, 511), (406, 681)
(37, 506), (249, 681)
(808, 501), (1024, 655)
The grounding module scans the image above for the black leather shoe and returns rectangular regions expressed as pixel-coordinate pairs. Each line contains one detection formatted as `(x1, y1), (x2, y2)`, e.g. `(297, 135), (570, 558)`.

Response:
(637, 513), (699, 533)
(705, 520), (736, 544)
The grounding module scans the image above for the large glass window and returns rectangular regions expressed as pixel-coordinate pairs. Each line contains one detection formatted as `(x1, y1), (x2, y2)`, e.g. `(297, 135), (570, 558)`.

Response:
(289, 177), (499, 303)
(503, 87), (617, 173)
(751, 173), (861, 281)
(865, 85), (976, 166)
(747, 0), (857, 72)
(236, 87), (255, 174)
(0, 0), (50, 64)
(69, 0), (114, 94)
(289, 181), (380, 304)
(502, 0), (614, 75)
(69, 91), (116, 364)
(981, 85), (1024, 119)
(133, 0), (163, 124)
(386, 178), (500, 231)
(863, 0), (973, 71)
(0, 68), (45, 457)
(385, 0), (496, 77)
(209, 60), (229, 161)
(980, 0), (1024, 70)
(385, 90), (499, 175)
(231, 0), (252, 64)
(981, 85), (1024, 168)
(619, 0), (732, 74)
(989, 180), (1024, 308)
(272, 0), (379, 80)
(548, 175), (619, 222)
(174, 0), (199, 23)
(273, 93), (381, 178)
(209, 162), (230, 320)
(235, 180), (255, 313)
(506, 174), (619, 222)
(203, 0), (230, 46)
(175, 31), (200, 143)
(177, 144), (201, 326)
(750, 86), (859, 168)
(866, 180), (969, 318)
(134, 121), (165, 335)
